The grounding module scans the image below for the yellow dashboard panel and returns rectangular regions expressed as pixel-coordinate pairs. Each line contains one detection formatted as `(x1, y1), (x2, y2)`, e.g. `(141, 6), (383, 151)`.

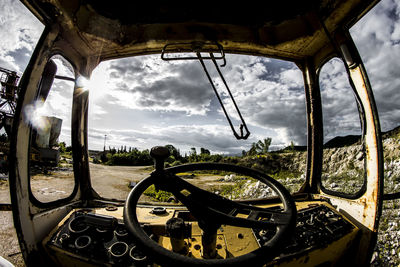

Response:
(43, 201), (359, 266)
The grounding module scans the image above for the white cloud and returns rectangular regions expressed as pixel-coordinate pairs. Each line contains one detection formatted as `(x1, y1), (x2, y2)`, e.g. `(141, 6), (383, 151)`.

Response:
(2, 0), (400, 154)
(215, 56), (307, 146)
(88, 123), (261, 154)
(279, 68), (303, 88)
(98, 56), (215, 115)
(0, 0), (44, 72)
(351, 0), (400, 132)
(319, 58), (362, 141)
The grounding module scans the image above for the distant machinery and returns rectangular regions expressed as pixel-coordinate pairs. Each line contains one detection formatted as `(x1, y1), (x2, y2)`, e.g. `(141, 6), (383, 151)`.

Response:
(0, 67), (20, 136)
(0, 67), (19, 173)
(0, 65), (63, 168)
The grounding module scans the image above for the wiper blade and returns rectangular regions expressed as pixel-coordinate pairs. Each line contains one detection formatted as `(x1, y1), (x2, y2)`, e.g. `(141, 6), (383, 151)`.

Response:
(196, 51), (250, 140)
(161, 42), (250, 140)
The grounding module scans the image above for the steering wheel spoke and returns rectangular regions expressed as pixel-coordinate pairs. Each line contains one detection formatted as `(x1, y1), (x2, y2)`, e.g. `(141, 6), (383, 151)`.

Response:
(124, 162), (296, 266)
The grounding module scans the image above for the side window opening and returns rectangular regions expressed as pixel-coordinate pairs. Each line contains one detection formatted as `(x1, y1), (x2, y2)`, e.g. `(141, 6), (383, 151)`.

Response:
(28, 55), (75, 203)
(350, 2), (400, 198)
(319, 57), (366, 195)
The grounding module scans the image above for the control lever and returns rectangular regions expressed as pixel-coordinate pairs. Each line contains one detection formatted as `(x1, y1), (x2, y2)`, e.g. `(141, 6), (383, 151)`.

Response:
(165, 218), (191, 254)
(150, 146), (170, 172)
(150, 146), (220, 258)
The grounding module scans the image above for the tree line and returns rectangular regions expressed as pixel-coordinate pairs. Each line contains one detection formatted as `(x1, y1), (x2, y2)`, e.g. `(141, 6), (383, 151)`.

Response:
(99, 145), (224, 166)
(95, 137), (277, 166)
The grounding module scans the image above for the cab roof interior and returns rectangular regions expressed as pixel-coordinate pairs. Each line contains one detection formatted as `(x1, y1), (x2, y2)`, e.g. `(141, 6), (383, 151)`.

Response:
(21, 0), (379, 66)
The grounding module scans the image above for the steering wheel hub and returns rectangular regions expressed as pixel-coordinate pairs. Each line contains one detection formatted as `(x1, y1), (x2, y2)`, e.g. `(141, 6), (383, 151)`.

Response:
(124, 152), (296, 266)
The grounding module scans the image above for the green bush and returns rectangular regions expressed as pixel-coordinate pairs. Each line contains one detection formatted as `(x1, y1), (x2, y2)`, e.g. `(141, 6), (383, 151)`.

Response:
(216, 179), (248, 199)
(106, 150), (152, 166)
(143, 185), (173, 202)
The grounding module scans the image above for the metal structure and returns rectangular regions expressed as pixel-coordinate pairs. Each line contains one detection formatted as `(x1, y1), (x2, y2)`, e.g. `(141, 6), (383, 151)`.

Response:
(0, 67), (19, 136)
(4, 0), (392, 266)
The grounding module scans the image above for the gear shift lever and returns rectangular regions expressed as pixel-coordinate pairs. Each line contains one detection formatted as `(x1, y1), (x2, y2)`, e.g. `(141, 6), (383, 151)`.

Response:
(150, 146), (170, 172)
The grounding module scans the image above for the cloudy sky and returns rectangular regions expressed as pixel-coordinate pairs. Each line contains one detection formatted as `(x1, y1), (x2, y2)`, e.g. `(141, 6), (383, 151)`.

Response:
(1, 0), (399, 155)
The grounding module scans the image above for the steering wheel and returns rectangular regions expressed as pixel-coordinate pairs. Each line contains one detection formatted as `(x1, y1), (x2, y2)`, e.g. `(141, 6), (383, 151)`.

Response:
(124, 147), (296, 266)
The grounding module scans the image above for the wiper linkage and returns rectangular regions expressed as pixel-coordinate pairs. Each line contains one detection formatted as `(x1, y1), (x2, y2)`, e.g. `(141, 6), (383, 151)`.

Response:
(197, 51), (250, 140)
(161, 42), (250, 140)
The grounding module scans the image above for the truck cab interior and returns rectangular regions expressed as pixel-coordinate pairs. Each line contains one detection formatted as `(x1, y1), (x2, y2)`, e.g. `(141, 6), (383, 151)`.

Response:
(9, 0), (385, 266)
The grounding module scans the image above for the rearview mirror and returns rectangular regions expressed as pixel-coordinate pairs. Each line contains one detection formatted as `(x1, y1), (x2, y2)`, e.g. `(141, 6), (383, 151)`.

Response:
(37, 59), (57, 101)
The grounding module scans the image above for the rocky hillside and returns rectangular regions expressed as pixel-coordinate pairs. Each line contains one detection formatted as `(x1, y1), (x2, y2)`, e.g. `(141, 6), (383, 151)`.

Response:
(128, 128), (400, 266)
(225, 127), (400, 266)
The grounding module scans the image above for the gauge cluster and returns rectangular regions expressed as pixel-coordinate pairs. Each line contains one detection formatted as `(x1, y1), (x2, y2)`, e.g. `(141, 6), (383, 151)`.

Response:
(254, 204), (355, 256)
(47, 211), (150, 266)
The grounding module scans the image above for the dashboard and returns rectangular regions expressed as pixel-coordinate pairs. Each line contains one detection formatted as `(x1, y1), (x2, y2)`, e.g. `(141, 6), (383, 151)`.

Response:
(44, 201), (359, 266)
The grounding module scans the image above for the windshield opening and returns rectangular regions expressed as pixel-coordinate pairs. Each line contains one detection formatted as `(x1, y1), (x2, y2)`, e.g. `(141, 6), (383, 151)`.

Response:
(87, 54), (307, 202)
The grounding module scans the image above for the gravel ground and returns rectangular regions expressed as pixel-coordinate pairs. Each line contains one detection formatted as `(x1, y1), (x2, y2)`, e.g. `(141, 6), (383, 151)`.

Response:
(372, 199), (400, 266)
(237, 174), (400, 266)
(1, 161), (399, 266)
(0, 178), (24, 267)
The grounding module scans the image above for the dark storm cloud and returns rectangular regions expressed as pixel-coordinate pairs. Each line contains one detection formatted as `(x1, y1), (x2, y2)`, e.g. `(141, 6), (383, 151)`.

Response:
(223, 0), (400, 146)
(244, 94), (307, 145)
(132, 77), (213, 108)
(108, 57), (146, 79)
(253, 99), (307, 144)
(319, 58), (361, 141)
(4, 0), (400, 154)
(106, 56), (216, 115)
(216, 55), (307, 146)
(6, 47), (31, 71)
(256, 59), (295, 83)
(351, 0), (400, 132)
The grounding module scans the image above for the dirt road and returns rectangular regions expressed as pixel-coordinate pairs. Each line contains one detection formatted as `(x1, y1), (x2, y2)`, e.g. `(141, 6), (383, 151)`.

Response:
(0, 163), (154, 266)
(90, 164), (152, 200)
(0, 161), (242, 267)
(0, 163), (230, 266)
(28, 163), (153, 202)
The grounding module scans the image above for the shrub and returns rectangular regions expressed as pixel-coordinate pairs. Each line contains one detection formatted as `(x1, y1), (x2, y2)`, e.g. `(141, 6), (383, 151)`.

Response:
(143, 185), (173, 202)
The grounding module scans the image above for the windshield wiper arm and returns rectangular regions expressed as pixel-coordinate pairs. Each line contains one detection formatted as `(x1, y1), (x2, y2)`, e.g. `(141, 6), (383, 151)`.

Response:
(196, 51), (250, 140)
(161, 42), (250, 140)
